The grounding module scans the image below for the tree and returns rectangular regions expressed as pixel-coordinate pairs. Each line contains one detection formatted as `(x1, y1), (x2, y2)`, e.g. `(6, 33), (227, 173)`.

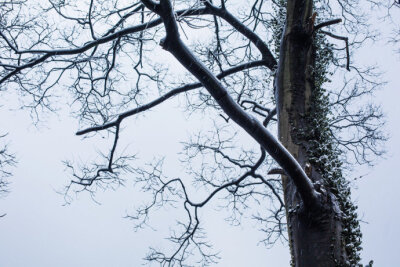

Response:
(388, 1), (400, 54)
(0, 0), (387, 266)
(0, 133), (16, 217)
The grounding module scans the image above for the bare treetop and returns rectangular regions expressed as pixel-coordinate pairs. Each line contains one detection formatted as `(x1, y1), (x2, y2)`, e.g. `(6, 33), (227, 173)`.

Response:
(0, 0), (390, 265)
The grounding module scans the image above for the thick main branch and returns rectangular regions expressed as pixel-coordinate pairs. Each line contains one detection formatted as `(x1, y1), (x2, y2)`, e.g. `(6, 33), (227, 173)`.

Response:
(142, 0), (319, 208)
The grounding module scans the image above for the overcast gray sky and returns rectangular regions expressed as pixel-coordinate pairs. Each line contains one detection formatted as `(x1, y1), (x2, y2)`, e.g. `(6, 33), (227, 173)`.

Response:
(0, 3), (399, 267)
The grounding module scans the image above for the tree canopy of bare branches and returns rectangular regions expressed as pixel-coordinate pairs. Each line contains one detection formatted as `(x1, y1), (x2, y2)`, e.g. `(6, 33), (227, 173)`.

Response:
(0, 0), (388, 266)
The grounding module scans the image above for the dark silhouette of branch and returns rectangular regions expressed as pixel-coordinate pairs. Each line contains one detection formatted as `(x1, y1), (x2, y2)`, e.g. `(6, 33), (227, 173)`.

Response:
(0, 0), (386, 264)
(321, 30), (350, 71)
(141, 0), (319, 209)
(314, 18), (342, 32)
(76, 59), (267, 135)
(0, 133), (16, 217)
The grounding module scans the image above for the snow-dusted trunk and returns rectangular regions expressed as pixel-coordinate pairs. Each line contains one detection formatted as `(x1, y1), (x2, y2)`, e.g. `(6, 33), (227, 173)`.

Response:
(275, 0), (347, 266)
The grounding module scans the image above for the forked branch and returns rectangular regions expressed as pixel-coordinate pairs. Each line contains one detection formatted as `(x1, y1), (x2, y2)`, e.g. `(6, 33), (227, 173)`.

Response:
(141, 0), (319, 208)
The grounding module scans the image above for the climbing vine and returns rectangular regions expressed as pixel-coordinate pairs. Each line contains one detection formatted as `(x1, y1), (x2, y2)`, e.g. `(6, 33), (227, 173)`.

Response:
(304, 32), (362, 266)
(270, 1), (363, 265)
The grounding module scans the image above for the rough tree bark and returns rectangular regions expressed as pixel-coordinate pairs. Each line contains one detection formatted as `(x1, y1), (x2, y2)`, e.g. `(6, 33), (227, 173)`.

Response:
(275, 0), (346, 266)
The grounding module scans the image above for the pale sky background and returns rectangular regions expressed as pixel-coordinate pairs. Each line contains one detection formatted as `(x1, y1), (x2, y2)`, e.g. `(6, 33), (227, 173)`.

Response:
(0, 3), (399, 267)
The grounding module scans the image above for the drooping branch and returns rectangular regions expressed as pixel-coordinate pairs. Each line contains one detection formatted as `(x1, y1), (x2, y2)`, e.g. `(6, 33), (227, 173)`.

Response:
(321, 30), (350, 71)
(0, 7), (212, 84)
(263, 107), (277, 127)
(203, 1), (277, 70)
(70, 58), (269, 199)
(76, 59), (267, 135)
(141, 0), (319, 208)
(314, 18), (342, 32)
(240, 100), (277, 124)
(0, 133), (16, 201)
(129, 139), (284, 264)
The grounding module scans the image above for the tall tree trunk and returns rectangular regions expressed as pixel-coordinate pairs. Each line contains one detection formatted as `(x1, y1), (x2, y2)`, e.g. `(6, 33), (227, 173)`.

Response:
(275, 0), (348, 266)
